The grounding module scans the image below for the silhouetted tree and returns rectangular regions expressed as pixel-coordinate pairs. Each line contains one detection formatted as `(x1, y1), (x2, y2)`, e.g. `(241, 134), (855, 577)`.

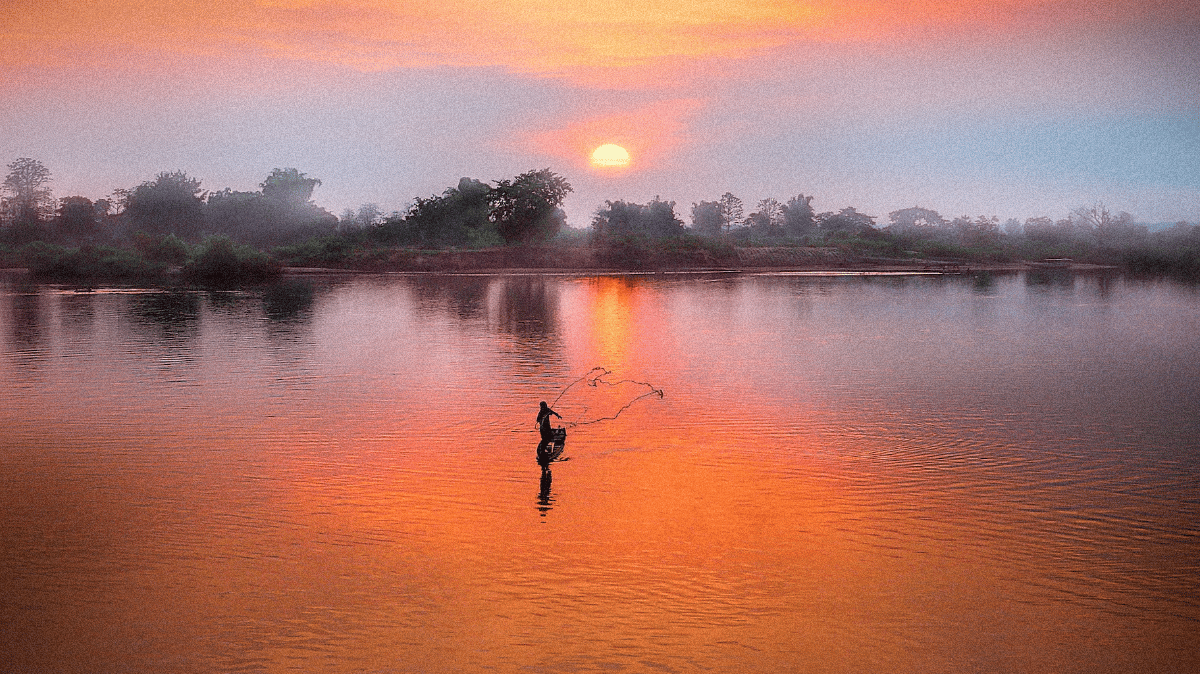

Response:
(2, 157), (53, 231)
(887, 206), (947, 232)
(817, 207), (876, 235)
(400, 177), (497, 247)
(592, 197), (685, 239)
(949, 215), (1000, 246)
(690, 201), (724, 236)
(56, 196), (99, 241)
(717, 192), (744, 232)
(782, 194), (815, 236)
(123, 171), (206, 238)
(1071, 203), (1144, 248)
(206, 189), (280, 240)
(747, 197), (784, 236)
(206, 169), (337, 246)
(261, 168), (321, 206)
(1023, 216), (1057, 242)
(490, 169), (572, 244)
(339, 203), (384, 230)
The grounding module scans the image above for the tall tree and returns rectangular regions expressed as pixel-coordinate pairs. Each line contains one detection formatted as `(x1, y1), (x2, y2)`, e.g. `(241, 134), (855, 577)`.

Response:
(2, 157), (53, 227)
(339, 203), (384, 230)
(401, 177), (497, 247)
(490, 169), (572, 244)
(717, 192), (744, 233)
(690, 201), (724, 236)
(747, 197), (784, 235)
(593, 197), (685, 239)
(887, 206), (947, 232)
(56, 196), (99, 241)
(817, 207), (876, 235)
(207, 177), (337, 247)
(1023, 216), (1056, 242)
(205, 189), (280, 242)
(261, 168), (321, 206)
(123, 171), (206, 237)
(782, 194), (815, 236)
(1071, 203), (1141, 247)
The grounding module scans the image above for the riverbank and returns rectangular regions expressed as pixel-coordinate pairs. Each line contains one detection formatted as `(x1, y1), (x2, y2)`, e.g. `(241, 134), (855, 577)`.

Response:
(279, 245), (1114, 276)
(0, 246), (1127, 284)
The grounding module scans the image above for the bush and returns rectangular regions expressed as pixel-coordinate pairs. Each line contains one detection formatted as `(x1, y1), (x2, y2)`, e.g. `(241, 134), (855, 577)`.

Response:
(20, 241), (166, 281)
(182, 235), (281, 284)
(655, 235), (737, 265)
(274, 234), (358, 266)
(133, 232), (193, 265)
(594, 234), (736, 269)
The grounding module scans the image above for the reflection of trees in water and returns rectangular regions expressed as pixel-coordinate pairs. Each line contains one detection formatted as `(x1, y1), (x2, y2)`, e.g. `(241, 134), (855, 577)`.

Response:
(1025, 268), (1076, 290)
(7, 290), (46, 372)
(263, 280), (315, 322)
(1093, 272), (1118, 299)
(499, 276), (558, 338)
(204, 290), (244, 313)
(1027, 269), (1123, 300)
(497, 276), (569, 377)
(398, 274), (560, 338)
(399, 273), (569, 376)
(406, 274), (491, 320)
(972, 271), (996, 292)
(128, 291), (201, 344)
(260, 281), (319, 378)
(59, 292), (96, 331)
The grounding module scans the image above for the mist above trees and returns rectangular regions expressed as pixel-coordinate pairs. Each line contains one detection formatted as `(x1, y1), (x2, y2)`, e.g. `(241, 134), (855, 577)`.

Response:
(2, 155), (1199, 280)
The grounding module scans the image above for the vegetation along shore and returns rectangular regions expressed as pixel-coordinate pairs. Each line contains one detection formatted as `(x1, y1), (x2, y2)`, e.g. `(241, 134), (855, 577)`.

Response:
(3, 157), (1198, 284)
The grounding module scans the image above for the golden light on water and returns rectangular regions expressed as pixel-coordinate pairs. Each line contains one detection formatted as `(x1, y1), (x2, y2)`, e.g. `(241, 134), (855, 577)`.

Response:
(591, 144), (631, 168)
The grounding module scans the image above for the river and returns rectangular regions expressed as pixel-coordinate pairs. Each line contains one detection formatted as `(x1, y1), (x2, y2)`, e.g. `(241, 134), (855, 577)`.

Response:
(2, 270), (1198, 673)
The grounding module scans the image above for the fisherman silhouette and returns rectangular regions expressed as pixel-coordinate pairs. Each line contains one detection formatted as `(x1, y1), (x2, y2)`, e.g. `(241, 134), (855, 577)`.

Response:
(536, 401), (566, 467)
(537, 401), (561, 442)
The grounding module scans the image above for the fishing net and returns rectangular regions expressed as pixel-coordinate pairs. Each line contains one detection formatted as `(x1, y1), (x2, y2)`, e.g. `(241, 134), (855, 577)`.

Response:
(545, 367), (664, 430)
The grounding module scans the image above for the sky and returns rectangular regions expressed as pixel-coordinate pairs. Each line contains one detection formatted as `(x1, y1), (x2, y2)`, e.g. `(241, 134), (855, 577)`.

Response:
(2, 0), (1199, 227)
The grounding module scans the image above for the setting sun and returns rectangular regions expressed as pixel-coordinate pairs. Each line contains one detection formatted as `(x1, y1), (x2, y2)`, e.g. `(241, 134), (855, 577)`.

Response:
(591, 144), (631, 168)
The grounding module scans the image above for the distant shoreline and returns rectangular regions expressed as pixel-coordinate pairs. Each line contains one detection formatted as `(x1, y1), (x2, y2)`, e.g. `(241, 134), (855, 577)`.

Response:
(279, 261), (1117, 277)
(278, 246), (1117, 277)
(0, 248), (1123, 284)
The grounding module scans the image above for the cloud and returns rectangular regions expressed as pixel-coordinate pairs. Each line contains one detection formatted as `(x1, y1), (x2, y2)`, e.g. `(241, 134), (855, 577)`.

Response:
(8, 0), (1193, 82)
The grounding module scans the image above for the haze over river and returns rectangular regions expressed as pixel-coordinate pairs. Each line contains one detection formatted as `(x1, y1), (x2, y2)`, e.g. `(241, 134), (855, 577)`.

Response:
(3, 270), (1198, 673)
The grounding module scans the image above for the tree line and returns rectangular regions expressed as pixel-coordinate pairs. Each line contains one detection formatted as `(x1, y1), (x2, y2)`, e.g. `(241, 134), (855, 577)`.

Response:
(0, 158), (572, 250)
(3, 156), (1199, 279)
(589, 192), (1200, 276)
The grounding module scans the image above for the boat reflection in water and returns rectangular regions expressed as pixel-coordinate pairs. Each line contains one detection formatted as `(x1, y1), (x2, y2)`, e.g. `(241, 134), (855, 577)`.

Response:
(535, 427), (567, 517)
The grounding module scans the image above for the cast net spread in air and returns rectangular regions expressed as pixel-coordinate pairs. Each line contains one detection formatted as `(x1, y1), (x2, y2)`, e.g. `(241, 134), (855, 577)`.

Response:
(545, 367), (664, 430)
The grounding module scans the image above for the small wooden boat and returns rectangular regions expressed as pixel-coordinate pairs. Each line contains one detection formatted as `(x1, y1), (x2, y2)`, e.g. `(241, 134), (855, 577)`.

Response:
(537, 428), (567, 465)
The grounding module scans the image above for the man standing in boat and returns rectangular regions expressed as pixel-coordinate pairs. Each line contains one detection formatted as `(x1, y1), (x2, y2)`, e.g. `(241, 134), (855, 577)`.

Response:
(537, 401), (561, 442)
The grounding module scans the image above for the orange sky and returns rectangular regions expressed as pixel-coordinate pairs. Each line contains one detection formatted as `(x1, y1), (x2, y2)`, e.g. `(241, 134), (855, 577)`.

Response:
(8, 0), (1195, 77)
(2, 0), (1198, 223)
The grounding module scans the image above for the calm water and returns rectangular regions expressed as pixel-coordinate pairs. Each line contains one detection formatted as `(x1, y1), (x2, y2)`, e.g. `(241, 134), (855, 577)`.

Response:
(2, 270), (1198, 673)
